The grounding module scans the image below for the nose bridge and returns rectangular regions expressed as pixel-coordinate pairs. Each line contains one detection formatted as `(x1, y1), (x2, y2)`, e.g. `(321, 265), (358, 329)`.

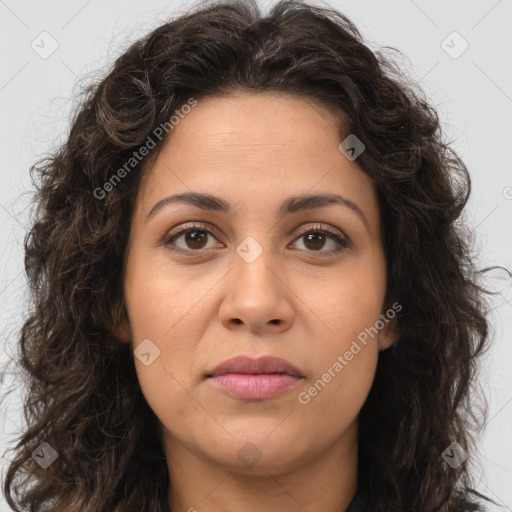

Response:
(233, 234), (277, 296)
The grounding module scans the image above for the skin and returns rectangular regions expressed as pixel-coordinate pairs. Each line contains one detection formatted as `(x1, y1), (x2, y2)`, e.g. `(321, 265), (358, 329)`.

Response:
(115, 90), (397, 512)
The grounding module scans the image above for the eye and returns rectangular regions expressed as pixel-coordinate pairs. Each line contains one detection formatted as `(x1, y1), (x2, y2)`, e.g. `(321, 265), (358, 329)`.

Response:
(164, 223), (222, 253)
(163, 222), (350, 256)
(290, 224), (350, 255)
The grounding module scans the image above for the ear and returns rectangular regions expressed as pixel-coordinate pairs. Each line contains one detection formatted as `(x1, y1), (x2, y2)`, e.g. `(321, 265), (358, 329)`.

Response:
(377, 313), (398, 352)
(112, 305), (131, 343)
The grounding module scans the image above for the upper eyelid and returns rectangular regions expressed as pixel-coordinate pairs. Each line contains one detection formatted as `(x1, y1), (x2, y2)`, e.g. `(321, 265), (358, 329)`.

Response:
(164, 221), (222, 242)
(294, 223), (347, 239)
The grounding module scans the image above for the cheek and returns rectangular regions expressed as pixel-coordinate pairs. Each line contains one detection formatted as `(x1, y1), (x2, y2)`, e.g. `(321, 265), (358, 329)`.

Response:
(122, 253), (204, 419)
(294, 252), (386, 356)
(293, 256), (385, 423)
(123, 246), (207, 341)
(299, 315), (380, 417)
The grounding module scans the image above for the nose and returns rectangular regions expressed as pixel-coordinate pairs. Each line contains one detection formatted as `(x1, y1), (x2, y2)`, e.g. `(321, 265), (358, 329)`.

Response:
(217, 239), (295, 335)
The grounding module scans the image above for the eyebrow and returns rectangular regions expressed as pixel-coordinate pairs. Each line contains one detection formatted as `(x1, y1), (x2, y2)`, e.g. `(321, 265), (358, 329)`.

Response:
(146, 192), (370, 232)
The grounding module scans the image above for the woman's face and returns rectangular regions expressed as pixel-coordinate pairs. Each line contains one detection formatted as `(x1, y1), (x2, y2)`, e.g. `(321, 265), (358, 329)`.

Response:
(116, 91), (396, 475)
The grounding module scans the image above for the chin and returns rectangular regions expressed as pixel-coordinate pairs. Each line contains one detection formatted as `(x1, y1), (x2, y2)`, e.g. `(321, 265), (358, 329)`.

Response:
(200, 429), (312, 475)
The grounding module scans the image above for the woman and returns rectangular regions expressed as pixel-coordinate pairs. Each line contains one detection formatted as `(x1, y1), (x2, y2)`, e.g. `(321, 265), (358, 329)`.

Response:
(1, 0), (495, 510)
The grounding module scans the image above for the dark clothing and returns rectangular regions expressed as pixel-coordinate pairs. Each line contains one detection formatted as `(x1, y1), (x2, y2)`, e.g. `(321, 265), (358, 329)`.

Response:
(346, 491), (365, 511)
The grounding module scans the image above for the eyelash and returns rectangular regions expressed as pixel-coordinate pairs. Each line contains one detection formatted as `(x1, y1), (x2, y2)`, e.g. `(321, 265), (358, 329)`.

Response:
(163, 222), (350, 257)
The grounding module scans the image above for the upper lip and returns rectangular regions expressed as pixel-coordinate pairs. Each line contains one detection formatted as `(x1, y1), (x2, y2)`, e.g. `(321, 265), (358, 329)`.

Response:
(207, 355), (304, 378)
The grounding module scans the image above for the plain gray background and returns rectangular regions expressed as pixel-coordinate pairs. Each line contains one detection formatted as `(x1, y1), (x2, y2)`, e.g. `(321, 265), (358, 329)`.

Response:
(1, 0), (511, 510)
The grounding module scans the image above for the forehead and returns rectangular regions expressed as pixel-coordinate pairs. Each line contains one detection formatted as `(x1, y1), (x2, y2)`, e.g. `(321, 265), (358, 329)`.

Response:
(134, 91), (379, 229)
(163, 91), (345, 159)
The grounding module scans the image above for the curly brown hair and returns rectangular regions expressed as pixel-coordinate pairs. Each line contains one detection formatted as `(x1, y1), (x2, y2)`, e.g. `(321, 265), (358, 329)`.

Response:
(1, 0), (496, 510)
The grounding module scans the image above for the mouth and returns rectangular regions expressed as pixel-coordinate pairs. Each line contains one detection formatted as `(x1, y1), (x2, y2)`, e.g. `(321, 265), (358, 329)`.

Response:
(206, 355), (305, 401)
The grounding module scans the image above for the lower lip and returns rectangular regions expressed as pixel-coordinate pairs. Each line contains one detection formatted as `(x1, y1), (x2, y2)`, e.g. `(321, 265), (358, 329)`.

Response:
(208, 373), (302, 400)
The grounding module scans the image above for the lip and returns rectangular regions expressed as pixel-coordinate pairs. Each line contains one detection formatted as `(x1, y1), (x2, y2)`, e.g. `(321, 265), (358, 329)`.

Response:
(206, 355), (304, 401)
(208, 355), (303, 378)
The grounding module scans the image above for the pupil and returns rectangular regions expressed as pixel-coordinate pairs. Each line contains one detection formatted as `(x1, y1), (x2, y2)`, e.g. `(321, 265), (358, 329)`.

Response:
(305, 233), (325, 250)
(186, 230), (207, 249)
